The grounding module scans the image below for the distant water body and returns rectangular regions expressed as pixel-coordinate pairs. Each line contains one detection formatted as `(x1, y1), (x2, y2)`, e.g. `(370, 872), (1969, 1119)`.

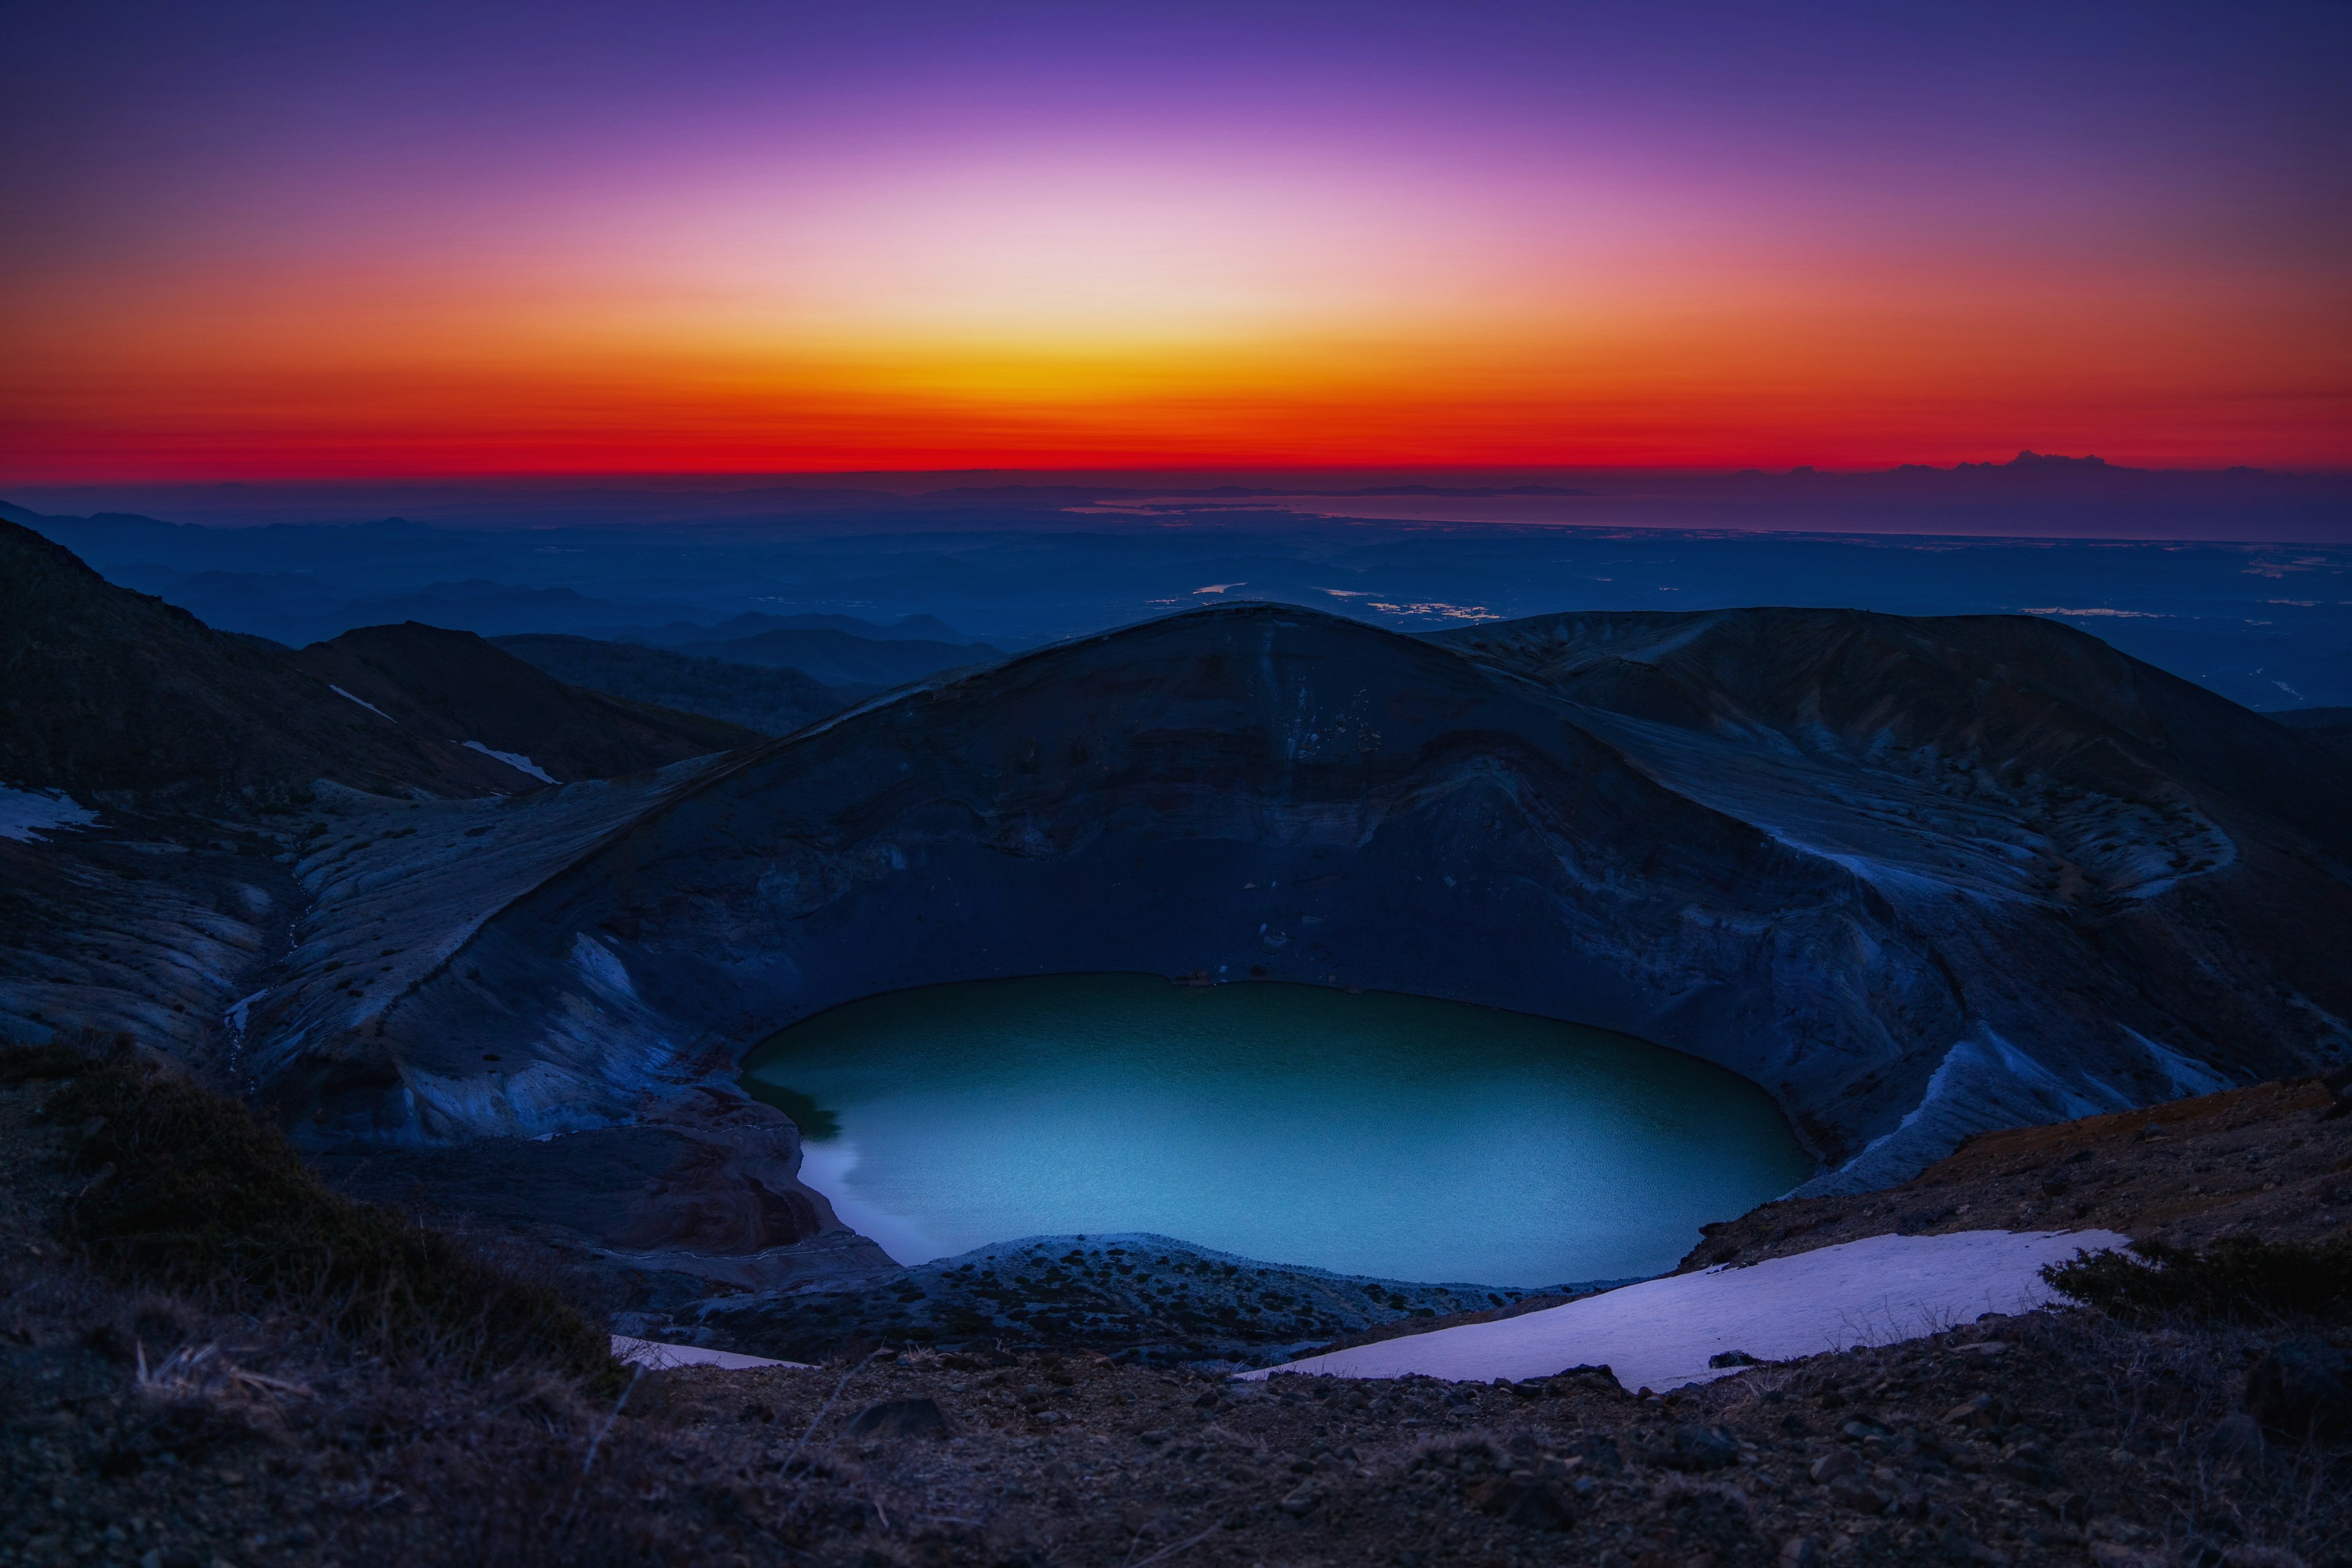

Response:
(741, 975), (1814, 1287)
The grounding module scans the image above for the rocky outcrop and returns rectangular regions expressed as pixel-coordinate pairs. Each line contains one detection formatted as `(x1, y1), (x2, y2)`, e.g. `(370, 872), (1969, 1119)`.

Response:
(237, 603), (2351, 1208)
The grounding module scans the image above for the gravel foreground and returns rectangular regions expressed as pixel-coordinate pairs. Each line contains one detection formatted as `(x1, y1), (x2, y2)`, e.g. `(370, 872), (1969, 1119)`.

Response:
(7, 1297), (2348, 1568)
(6, 1066), (2351, 1567)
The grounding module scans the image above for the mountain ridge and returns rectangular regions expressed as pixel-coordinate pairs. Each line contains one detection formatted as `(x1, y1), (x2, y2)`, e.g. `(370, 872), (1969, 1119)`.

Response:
(0, 519), (755, 799)
(233, 603), (2350, 1224)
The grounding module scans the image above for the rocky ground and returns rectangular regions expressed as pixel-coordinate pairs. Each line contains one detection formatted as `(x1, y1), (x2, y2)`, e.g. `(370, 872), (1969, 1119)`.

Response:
(7, 1060), (2352, 1568)
(667, 1234), (1613, 1370)
(1682, 1077), (2352, 1275)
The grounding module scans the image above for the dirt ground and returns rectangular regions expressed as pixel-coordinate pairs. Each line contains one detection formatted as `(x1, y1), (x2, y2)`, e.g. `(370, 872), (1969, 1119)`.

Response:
(1681, 1078), (2352, 1276)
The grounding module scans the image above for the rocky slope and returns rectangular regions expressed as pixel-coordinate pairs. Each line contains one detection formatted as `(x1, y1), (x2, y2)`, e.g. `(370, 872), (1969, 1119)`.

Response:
(1431, 608), (2352, 1188)
(230, 603), (2350, 1251)
(1679, 1074), (2352, 1275)
(2274, 706), (2352, 766)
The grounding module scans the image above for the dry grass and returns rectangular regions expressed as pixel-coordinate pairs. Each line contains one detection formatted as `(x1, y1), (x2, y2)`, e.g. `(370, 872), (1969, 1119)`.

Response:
(10, 1042), (616, 1385)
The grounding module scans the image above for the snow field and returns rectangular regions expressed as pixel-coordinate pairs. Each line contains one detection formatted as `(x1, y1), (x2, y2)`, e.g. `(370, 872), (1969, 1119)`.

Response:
(1240, 1228), (2130, 1392)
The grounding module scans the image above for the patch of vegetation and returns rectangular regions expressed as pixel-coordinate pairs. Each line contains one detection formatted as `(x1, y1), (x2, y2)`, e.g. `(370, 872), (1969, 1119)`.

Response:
(742, 1079), (842, 1140)
(0, 1039), (108, 1082)
(7, 1045), (616, 1383)
(2044, 1236), (2352, 1322)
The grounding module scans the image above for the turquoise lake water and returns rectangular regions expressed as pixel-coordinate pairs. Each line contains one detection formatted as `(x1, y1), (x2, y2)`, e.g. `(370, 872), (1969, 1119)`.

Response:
(741, 974), (1814, 1286)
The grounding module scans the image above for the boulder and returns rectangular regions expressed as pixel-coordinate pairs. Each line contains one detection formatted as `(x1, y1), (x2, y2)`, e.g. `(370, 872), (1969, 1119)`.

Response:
(2244, 1339), (2352, 1437)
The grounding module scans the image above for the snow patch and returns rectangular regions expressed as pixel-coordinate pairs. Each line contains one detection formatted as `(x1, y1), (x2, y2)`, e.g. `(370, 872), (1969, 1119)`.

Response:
(463, 741), (557, 783)
(223, 990), (268, 1035)
(0, 786), (97, 843)
(1804, 1027), (2123, 1197)
(2124, 1027), (2233, 1099)
(570, 932), (638, 1000)
(330, 685), (396, 721)
(610, 1335), (807, 1371)
(1244, 1228), (2127, 1391)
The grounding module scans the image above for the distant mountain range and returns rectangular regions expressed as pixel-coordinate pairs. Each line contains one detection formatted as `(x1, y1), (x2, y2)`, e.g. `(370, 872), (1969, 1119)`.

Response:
(0, 519), (753, 799)
(491, 634), (876, 737)
(668, 626), (1000, 687)
(582, 611), (989, 648)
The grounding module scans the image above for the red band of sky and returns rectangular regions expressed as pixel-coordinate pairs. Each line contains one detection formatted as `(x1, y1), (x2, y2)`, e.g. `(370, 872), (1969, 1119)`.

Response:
(4, 1), (2346, 481)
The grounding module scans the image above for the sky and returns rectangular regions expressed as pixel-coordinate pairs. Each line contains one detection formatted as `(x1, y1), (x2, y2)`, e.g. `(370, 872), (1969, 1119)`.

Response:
(4, 1), (2348, 481)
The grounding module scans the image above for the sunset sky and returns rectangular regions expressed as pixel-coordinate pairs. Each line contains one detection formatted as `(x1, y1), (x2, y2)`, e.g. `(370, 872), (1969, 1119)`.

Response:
(5, 0), (2347, 480)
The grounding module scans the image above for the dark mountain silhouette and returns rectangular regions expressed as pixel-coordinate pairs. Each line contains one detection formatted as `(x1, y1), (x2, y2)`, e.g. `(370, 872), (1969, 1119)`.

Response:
(291, 624), (760, 786)
(2272, 705), (2352, 764)
(671, 627), (1001, 687)
(489, 633), (872, 736)
(0, 520), (753, 799)
(334, 580), (623, 635)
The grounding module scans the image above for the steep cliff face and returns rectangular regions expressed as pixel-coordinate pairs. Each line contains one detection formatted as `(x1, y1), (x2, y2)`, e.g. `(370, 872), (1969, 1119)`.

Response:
(241, 603), (2351, 1205)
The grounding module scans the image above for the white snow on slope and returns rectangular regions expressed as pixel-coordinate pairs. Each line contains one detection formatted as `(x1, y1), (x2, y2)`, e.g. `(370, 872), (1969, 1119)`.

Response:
(222, 989), (269, 1035)
(2125, 1027), (2233, 1099)
(1242, 1229), (2128, 1392)
(330, 685), (395, 721)
(610, 1335), (807, 1371)
(0, 786), (98, 842)
(463, 741), (557, 783)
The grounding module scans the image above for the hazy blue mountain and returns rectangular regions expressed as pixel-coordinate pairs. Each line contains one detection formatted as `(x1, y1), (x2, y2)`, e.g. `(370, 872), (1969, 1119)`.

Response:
(491, 634), (873, 736)
(583, 609), (987, 647)
(0, 522), (751, 799)
(671, 627), (1001, 687)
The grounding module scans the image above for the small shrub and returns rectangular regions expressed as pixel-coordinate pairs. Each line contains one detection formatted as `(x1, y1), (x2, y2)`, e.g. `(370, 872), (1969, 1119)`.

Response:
(0, 1042), (105, 1082)
(2044, 1237), (2352, 1322)
(37, 1057), (616, 1383)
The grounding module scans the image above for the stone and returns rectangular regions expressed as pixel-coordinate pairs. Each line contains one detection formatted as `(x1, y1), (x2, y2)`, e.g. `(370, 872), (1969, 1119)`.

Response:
(2244, 1339), (2352, 1438)
(1468, 1477), (1577, 1531)
(1827, 1477), (1890, 1515)
(842, 1397), (955, 1439)
(1661, 1424), (1742, 1471)
(1809, 1449), (1861, 1484)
